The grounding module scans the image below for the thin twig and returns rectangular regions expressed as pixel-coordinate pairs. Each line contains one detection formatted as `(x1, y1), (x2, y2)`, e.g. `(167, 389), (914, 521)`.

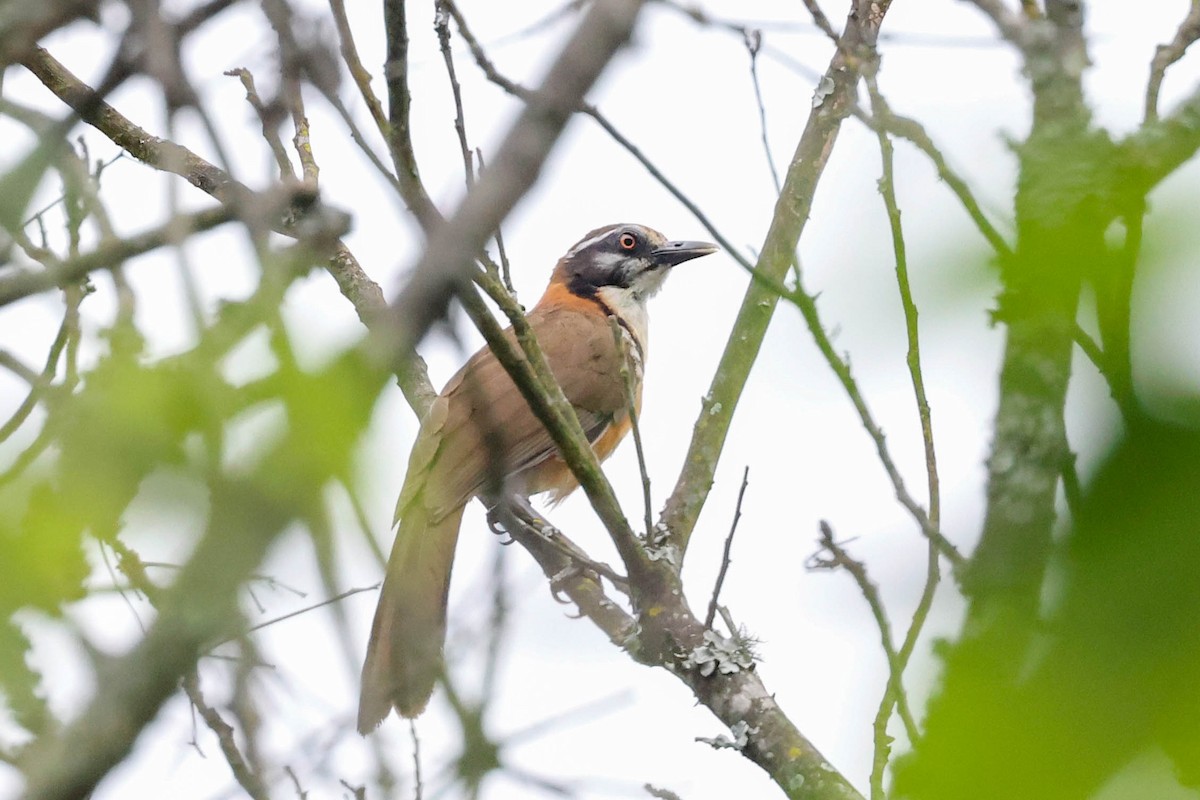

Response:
(481, 546), (509, 700)
(216, 584), (381, 646)
(435, 1), (475, 187)
(1072, 323), (1108, 381)
(704, 466), (749, 629)
(225, 67), (296, 180)
(851, 102), (1013, 260)
(377, 0), (648, 365)
(382, 0), (443, 230)
(0, 205), (238, 306)
(786, 264), (964, 569)
(474, 149), (515, 293)
(801, 0), (841, 43)
(0, 308), (71, 445)
(20, 45), (437, 410)
(328, 0), (391, 142)
(809, 522), (919, 744)
(658, 0), (902, 561)
(284, 765), (308, 799)
(182, 673), (270, 800)
(441, 0), (775, 287)
(865, 70), (941, 797)
(743, 30), (781, 193)
(1145, 0), (1200, 124)
(409, 720), (423, 800)
(609, 317), (653, 538)
(0, 351), (40, 385)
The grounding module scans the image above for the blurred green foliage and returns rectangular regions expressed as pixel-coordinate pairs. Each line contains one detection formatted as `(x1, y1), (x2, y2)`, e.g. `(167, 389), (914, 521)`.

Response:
(0, 305), (387, 742)
(898, 416), (1200, 799)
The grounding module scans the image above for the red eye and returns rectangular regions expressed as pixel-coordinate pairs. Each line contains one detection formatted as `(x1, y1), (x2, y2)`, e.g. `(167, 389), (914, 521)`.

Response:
(619, 232), (637, 250)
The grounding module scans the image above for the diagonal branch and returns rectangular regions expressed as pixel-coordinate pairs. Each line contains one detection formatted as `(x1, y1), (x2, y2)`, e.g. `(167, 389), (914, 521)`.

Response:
(1144, 0), (1200, 124)
(375, 0), (646, 364)
(19, 44), (438, 412)
(659, 0), (897, 559)
(381, 0), (442, 229)
(0, 204), (235, 306)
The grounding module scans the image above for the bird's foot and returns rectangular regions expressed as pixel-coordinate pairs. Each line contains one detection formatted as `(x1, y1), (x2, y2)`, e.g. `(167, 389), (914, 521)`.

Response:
(485, 504), (515, 544)
(486, 495), (560, 543)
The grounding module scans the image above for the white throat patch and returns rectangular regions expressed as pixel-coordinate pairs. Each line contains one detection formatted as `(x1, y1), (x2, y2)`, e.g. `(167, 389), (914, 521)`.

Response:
(595, 284), (650, 364)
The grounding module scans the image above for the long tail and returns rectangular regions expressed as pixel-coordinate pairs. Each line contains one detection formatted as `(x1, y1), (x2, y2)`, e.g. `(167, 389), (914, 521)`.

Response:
(357, 503), (466, 732)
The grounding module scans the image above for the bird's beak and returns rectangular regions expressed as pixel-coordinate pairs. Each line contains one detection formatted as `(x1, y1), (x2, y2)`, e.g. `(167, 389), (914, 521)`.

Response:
(651, 240), (719, 267)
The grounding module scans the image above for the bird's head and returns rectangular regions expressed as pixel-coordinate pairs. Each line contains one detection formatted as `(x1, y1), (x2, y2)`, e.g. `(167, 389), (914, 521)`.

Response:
(551, 223), (718, 303)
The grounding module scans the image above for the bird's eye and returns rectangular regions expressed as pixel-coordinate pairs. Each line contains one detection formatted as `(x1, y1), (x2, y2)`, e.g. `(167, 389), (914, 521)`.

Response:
(618, 232), (638, 250)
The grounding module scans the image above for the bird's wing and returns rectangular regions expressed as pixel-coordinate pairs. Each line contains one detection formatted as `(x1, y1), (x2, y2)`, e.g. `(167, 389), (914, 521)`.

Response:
(395, 303), (632, 524)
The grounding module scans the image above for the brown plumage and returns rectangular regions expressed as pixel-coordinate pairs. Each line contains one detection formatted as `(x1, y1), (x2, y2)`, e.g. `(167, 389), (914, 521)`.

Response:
(358, 225), (717, 732)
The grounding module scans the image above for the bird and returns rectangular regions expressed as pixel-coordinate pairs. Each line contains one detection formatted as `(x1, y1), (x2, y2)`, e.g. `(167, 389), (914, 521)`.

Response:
(357, 223), (718, 732)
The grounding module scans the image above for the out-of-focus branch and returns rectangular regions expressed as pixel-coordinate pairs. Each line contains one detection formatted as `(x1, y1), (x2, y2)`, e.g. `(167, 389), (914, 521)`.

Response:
(181, 673), (269, 800)
(381, 0), (442, 230)
(22, 48), (239, 204)
(442, 0), (762, 281)
(20, 45), (437, 411)
(963, 0), (1032, 45)
(435, 1), (476, 187)
(1144, 0), (1200, 124)
(328, 0), (390, 143)
(0, 0), (98, 67)
(19, 476), (322, 799)
(0, 204), (235, 306)
(1121, 80), (1200, 195)
(375, 0), (645, 366)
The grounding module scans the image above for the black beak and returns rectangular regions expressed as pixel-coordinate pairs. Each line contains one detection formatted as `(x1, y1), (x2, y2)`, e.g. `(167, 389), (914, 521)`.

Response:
(651, 240), (719, 267)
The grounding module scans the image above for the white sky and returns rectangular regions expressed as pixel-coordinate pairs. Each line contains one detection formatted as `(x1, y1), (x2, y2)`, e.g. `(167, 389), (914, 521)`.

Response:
(3, 1), (1200, 798)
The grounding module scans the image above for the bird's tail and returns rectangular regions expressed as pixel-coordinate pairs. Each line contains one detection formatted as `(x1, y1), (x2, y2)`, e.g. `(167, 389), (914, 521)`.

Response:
(357, 503), (465, 732)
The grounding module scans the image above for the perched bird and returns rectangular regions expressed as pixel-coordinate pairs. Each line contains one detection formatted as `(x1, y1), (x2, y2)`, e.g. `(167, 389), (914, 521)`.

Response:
(357, 223), (717, 732)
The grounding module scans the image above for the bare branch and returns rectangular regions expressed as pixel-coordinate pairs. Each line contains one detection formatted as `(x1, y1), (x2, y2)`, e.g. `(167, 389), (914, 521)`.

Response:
(0, 204), (237, 306)
(809, 524), (919, 754)
(225, 68), (297, 179)
(659, 0), (898, 559)
(610, 316), (654, 538)
(20, 45), (437, 411)
(182, 673), (270, 800)
(1121, 79), (1200, 195)
(435, 2), (476, 187)
(0, 0), (98, 68)
(328, 0), (390, 142)
(864, 71), (943, 794)
(850, 102), (1013, 260)
(375, 0), (646, 365)
(962, 0), (1031, 45)
(742, 30), (782, 193)
(1145, 0), (1200, 124)
(704, 466), (749, 630)
(381, 0), (443, 230)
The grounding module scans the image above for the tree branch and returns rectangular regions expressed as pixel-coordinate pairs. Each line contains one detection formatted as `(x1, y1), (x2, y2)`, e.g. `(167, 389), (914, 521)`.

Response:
(659, 0), (897, 559)
(374, 0), (646, 365)
(1144, 0), (1200, 124)
(19, 44), (437, 411)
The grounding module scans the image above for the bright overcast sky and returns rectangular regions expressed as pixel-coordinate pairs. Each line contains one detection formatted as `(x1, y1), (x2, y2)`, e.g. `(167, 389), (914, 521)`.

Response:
(3, 1), (1200, 798)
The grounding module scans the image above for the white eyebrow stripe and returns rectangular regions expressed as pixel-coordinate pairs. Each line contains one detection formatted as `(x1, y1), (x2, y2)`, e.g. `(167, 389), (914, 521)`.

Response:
(565, 224), (625, 256)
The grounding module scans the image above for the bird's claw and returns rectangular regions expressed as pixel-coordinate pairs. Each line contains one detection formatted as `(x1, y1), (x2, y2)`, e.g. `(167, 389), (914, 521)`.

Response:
(549, 564), (586, 612)
(485, 506), (515, 544)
